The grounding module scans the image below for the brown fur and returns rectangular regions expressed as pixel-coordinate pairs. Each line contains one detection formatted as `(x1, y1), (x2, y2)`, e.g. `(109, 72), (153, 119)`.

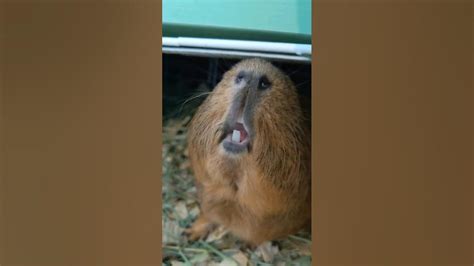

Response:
(186, 59), (311, 246)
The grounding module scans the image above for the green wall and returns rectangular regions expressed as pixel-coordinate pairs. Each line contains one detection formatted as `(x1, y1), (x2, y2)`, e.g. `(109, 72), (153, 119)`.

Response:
(163, 0), (311, 44)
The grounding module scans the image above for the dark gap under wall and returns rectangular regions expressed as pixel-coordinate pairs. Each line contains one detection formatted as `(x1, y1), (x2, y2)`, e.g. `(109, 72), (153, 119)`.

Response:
(163, 54), (311, 121)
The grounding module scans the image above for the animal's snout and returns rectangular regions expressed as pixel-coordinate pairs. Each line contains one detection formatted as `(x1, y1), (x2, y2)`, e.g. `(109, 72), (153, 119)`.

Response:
(235, 71), (249, 84)
(219, 64), (276, 155)
(236, 71), (271, 91)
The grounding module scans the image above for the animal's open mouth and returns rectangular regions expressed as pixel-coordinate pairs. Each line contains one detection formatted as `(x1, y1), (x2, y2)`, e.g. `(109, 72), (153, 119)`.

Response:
(221, 121), (250, 154)
(228, 122), (248, 143)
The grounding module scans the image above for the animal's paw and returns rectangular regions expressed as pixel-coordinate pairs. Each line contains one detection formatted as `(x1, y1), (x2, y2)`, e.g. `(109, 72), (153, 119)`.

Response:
(183, 216), (215, 241)
(255, 241), (279, 263)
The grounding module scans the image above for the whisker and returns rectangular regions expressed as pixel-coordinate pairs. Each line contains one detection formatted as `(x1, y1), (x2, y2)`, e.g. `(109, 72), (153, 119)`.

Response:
(177, 91), (212, 116)
(286, 66), (304, 77)
(295, 80), (310, 88)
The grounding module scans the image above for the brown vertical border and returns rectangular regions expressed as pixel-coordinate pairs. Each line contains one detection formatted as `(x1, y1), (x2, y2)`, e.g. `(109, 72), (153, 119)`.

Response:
(0, 2), (6, 264)
(1, 1), (162, 264)
(313, 1), (472, 265)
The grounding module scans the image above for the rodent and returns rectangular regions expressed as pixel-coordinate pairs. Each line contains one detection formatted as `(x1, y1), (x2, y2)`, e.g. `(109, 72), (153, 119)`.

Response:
(186, 58), (311, 246)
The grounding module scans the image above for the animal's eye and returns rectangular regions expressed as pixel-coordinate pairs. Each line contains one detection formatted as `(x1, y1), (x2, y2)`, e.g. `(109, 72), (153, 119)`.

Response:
(258, 76), (271, 90)
(235, 73), (244, 83)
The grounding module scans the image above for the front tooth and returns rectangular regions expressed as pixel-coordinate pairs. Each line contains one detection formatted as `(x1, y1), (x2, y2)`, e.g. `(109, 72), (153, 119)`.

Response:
(232, 130), (241, 143)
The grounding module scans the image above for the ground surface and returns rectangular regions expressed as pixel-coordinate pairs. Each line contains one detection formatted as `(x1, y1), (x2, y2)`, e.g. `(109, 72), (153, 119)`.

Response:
(162, 116), (312, 266)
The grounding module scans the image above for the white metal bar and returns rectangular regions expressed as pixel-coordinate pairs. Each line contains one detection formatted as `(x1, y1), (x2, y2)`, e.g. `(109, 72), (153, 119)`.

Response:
(162, 46), (311, 63)
(163, 37), (311, 56)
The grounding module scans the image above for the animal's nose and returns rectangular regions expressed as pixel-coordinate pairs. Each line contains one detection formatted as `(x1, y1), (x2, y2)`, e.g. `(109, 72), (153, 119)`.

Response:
(244, 77), (260, 91)
(236, 71), (249, 83)
(246, 78), (260, 92)
(236, 71), (258, 86)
